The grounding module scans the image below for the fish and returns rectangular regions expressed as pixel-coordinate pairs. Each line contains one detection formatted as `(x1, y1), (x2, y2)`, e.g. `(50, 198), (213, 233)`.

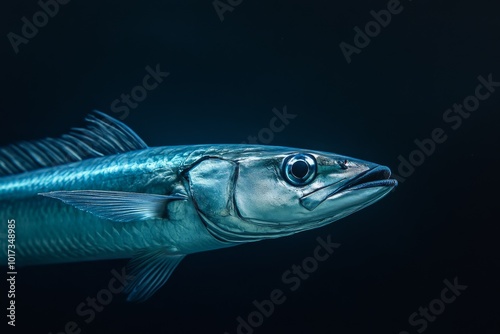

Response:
(0, 111), (397, 301)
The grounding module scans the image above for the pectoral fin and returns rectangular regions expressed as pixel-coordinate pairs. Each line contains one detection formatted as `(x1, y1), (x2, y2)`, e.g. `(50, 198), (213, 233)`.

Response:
(39, 190), (187, 222)
(125, 249), (185, 302)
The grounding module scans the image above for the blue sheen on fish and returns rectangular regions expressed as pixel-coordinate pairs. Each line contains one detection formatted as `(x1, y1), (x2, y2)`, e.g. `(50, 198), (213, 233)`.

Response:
(0, 111), (397, 301)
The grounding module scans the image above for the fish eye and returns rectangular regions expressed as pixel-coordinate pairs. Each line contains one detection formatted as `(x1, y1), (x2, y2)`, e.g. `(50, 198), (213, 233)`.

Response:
(282, 154), (317, 186)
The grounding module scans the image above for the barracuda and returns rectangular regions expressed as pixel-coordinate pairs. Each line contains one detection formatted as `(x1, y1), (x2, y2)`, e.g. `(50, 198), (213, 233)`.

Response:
(0, 111), (397, 301)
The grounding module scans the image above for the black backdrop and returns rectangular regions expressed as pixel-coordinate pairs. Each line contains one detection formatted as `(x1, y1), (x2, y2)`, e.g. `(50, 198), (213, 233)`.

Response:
(1, 0), (499, 333)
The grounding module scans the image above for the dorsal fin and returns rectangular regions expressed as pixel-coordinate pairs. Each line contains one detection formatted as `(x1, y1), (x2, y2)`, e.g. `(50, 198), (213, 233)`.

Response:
(0, 111), (148, 176)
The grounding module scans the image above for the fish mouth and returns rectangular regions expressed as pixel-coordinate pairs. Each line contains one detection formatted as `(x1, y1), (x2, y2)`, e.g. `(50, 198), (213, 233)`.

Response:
(339, 166), (397, 192)
(300, 166), (397, 211)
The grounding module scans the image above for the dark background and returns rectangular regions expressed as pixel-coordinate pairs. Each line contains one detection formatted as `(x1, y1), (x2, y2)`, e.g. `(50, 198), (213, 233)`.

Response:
(1, 0), (499, 333)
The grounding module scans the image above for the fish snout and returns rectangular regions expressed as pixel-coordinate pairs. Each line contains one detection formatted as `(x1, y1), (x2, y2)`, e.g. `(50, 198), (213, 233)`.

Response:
(300, 165), (397, 211)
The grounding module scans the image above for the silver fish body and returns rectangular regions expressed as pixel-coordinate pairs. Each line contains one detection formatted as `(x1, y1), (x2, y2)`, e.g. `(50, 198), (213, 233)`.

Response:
(1, 146), (230, 265)
(0, 112), (397, 301)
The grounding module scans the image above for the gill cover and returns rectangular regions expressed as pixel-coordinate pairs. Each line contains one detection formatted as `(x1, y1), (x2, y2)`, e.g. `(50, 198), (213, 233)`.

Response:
(187, 158), (237, 218)
(186, 158), (284, 243)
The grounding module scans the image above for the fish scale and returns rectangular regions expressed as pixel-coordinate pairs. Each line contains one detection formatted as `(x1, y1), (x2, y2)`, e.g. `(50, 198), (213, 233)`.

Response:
(0, 149), (209, 264)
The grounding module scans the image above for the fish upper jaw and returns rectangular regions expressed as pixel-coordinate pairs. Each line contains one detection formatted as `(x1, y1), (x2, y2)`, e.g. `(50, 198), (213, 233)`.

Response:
(300, 166), (397, 211)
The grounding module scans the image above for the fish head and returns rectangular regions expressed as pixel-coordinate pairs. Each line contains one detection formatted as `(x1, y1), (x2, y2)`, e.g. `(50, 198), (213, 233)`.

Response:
(183, 146), (397, 243)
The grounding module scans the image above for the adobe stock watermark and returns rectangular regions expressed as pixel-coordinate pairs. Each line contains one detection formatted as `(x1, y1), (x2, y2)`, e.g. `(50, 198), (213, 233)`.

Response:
(339, 0), (405, 64)
(48, 267), (134, 334)
(241, 106), (297, 144)
(110, 64), (170, 120)
(392, 73), (499, 183)
(213, 0), (243, 22)
(7, 0), (72, 54)
(399, 277), (467, 334)
(223, 235), (340, 334)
